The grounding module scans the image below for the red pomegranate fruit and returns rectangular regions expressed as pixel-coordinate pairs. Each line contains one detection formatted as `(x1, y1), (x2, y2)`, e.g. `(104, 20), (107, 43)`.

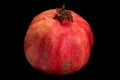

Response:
(24, 5), (94, 75)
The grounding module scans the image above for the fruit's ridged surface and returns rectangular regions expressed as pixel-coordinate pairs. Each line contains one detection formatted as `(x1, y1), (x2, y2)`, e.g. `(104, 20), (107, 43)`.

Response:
(24, 9), (94, 75)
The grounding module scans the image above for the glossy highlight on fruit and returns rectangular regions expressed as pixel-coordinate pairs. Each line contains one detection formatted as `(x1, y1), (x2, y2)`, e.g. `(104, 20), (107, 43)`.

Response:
(24, 5), (94, 75)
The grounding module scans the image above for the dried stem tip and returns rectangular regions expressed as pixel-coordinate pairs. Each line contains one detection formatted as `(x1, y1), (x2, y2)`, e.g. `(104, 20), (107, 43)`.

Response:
(53, 5), (73, 24)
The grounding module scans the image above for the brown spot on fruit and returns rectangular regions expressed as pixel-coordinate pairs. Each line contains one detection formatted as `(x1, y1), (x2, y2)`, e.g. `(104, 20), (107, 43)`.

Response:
(62, 59), (72, 74)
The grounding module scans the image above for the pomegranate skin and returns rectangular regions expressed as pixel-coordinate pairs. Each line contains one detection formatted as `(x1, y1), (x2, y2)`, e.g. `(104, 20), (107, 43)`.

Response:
(24, 8), (94, 75)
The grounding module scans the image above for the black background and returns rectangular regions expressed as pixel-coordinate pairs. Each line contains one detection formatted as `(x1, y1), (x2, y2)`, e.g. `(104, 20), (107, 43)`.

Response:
(2, 0), (118, 79)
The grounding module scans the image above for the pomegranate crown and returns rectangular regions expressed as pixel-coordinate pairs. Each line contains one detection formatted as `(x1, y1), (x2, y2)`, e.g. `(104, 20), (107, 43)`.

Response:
(53, 5), (73, 24)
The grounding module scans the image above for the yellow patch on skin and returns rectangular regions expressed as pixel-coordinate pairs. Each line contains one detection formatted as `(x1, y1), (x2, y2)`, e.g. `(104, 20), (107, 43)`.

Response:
(25, 44), (39, 67)
(30, 9), (56, 24)
(25, 17), (53, 66)
(27, 17), (53, 41)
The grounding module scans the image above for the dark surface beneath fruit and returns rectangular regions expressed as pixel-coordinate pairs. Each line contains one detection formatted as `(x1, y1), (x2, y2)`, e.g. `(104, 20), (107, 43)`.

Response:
(2, 0), (109, 79)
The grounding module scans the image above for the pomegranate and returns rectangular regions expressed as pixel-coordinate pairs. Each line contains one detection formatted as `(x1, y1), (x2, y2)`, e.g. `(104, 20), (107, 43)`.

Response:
(24, 5), (94, 75)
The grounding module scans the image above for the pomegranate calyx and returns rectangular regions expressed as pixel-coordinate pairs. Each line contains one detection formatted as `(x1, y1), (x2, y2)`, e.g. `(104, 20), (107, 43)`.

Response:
(53, 5), (73, 24)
